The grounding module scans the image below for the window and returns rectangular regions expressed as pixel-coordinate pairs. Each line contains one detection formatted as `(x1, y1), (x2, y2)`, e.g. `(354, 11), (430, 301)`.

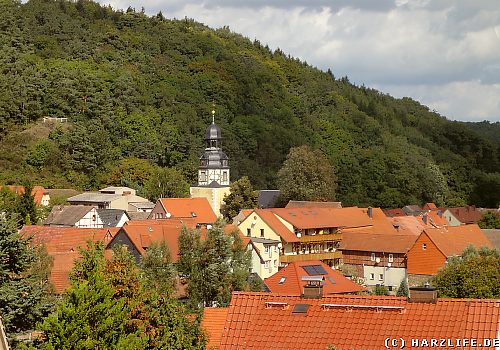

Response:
(370, 253), (376, 261)
(422, 243), (427, 250)
(379, 274), (384, 281)
(260, 228), (265, 237)
(265, 246), (269, 253)
(92, 215), (96, 221)
(274, 260), (278, 268)
(247, 228), (251, 236)
(278, 276), (286, 284)
(388, 254), (394, 263)
(264, 260), (270, 269)
(200, 171), (207, 182)
(223, 171), (228, 182)
(370, 273), (375, 280)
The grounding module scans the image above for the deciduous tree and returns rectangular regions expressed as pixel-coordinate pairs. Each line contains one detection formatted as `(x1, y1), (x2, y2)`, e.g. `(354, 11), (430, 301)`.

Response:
(277, 145), (337, 203)
(221, 176), (258, 221)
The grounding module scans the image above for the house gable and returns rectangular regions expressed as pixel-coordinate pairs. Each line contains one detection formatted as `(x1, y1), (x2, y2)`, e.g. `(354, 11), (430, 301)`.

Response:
(407, 232), (447, 275)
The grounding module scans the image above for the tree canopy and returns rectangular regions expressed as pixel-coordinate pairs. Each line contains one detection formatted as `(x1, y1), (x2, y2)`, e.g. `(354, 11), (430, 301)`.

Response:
(277, 145), (337, 203)
(0, 0), (499, 208)
(221, 176), (258, 221)
(433, 246), (500, 299)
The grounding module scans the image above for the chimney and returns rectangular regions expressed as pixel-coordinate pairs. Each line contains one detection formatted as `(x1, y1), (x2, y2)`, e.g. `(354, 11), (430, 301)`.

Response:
(302, 276), (324, 299)
(367, 207), (373, 219)
(408, 284), (437, 304)
(422, 213), (428, 225)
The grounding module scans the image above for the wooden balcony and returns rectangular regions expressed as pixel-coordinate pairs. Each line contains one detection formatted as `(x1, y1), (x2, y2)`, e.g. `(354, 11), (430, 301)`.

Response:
(299, 233), (342, 243)
(280, 251), (342, 263)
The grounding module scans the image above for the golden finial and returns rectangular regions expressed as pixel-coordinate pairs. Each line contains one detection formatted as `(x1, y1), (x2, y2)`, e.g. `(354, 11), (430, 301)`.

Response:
(211, 102), (216, 124)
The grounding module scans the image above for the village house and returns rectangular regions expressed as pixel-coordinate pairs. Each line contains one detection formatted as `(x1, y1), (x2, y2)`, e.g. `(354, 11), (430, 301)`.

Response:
(96, 209), (129, 227)
(443, 205), (483, 226)
(148, 197), (217, 227)
(44, 205), (103, 228)
(202, 290), (500, 350)
(264, 260), (366, 296)
(67, 186), (153, 212)
(20, 226), (118, 293)
(1, 185), (50, 206)
(339, 231), (417, 292)
(406, 224), (493, 285)
(238, 207), (396, 268)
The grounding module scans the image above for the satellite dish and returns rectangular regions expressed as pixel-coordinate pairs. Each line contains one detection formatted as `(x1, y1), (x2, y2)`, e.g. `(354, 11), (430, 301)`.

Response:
(166, 212), (172, 219)
(375, 257), (381, 264)
(387, 262), (392, 267)
(277, 243), (282, 249)
(296, 233), (301, 238)
(251, 221), (256, 226)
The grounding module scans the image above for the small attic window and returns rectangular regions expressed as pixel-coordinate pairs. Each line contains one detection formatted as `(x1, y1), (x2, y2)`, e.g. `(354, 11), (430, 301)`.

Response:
(292, 304), (310, 314)
(422, 243), (427, 250)
(278, 277), (286, 285)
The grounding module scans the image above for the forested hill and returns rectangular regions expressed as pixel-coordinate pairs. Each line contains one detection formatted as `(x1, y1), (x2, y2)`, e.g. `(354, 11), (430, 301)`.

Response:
(1, 0), (499, 208)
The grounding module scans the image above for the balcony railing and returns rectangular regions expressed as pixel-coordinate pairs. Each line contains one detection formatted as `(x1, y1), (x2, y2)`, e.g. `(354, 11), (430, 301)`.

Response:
(280, 251), (342, 263)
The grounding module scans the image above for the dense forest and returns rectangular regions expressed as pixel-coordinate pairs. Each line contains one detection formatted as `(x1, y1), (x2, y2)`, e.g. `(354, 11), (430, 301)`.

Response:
(0, 0), (499, 208)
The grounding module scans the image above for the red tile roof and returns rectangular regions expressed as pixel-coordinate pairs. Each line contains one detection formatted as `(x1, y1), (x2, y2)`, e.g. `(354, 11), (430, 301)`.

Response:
(213, 292), (500, 350)
(424, 224), (493, 257)
(448, 206), (483, 224)
(382, 208), (407, 217)
(202, 308), (229, 350)
(423, 202), (438, 211)
(252, 209), (299, 243)
(339, 232), (417, 254)
(285, 201), (342, 208)
(20, 226), (118, 293)
(271, 207), (372, 230)
(264, 261), (365, 295)
(158, 198), (217, 223)
(389, 216), (427, 236)
(1, 185), (48, 205)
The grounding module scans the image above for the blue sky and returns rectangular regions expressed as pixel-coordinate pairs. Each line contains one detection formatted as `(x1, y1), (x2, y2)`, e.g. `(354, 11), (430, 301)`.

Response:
(97, 0), (500, 122)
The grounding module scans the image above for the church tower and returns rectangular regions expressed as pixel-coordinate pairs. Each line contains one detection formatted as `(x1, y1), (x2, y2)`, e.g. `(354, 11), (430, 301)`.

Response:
(197, 110), (230, 186)
(190, 108), (231, 216)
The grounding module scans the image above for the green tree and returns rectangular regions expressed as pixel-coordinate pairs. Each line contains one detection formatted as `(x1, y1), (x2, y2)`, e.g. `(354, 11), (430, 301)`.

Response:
(433, 246), (500, 298)
(140, 241), (176, 296)
(0, 216), (53, 340)
(39, 242), (205, 349)
(143, 167), (190, 202)
(221, 176), (258, 221)
(178, 220), (251, 308)
(477, 211), (500, 229)
(277, 145), (337, 203)
(373, 285), (390, 296)
(396, 279), (409, 297)
(15, 184), (38, 226)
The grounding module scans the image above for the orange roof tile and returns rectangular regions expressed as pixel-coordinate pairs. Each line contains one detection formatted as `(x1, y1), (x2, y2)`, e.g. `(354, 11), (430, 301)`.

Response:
(252, 209), (299, 243)
(448, 206), (483, 224)
(202, 308), (229, 350)
(340, 232), (417, 253)
(1, 185), (48, 205)
(424, 225), (493, 257)
(20, 226), (118, 293)
(285, 201), (342, 208)
(383, 208), (407, 217)
(271, 207), (372, 230)
(264, 261), (365, 295)
(158, 198), (217, 223)
(389, 216), (426, 236)
(423, 202), (438, 211)
(216, 292), (500, 350)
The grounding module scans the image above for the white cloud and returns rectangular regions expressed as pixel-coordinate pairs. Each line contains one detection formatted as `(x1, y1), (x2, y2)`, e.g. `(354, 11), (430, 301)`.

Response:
(96, 0), (500, 121)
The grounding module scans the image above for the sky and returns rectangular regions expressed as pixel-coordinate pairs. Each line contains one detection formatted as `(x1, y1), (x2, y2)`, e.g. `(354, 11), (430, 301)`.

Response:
(96, 0), (500, 122)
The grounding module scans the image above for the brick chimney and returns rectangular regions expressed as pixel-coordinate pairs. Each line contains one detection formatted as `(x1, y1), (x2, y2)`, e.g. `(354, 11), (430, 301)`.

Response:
(408, 284), (437, 304)
(302, 276), (324, 299)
